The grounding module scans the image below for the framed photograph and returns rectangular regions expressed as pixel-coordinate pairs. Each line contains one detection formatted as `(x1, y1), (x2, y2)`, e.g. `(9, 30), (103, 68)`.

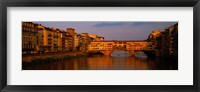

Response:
(0, 0), (199, 92)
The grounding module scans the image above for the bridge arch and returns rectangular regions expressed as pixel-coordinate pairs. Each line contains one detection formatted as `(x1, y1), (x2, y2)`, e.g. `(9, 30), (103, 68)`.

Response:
(88, 50), (156, 57)
(134, 50), (156, 57)
(110, 50), (131, 57)
(87, 51), (105, 55)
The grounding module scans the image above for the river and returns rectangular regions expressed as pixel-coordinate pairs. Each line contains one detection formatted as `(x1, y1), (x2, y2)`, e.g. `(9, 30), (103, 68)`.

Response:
(23, 55), (178, 70)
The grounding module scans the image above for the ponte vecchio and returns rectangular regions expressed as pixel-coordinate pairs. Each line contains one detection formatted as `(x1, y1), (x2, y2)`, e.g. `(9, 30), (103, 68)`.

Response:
(87, 40), (155, 56)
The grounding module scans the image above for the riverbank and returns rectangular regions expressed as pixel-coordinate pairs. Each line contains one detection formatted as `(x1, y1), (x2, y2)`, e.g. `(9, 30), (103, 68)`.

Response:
(22, 51), (86, 62)
(22, 52), (87, 69)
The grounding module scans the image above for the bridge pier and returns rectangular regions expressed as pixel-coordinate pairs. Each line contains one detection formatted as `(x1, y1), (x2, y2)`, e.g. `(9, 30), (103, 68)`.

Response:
(128, 50), (135, 56)
(104, 51), (111, 56)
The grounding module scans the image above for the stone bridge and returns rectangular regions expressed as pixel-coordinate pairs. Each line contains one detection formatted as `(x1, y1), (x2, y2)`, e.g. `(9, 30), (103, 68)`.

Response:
(87, 40), (155, 56)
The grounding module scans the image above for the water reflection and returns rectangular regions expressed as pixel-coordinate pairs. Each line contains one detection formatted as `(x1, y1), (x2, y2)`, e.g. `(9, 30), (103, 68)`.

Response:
(24, 55), (178, 70)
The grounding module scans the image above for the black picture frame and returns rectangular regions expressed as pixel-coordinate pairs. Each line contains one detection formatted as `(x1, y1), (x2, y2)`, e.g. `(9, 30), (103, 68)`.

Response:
(0, 0), (199, 92)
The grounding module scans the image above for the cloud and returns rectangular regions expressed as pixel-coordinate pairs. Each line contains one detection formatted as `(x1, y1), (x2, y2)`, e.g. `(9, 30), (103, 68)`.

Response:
(93, 22), (125, 27)
(132, 22), (159, 26)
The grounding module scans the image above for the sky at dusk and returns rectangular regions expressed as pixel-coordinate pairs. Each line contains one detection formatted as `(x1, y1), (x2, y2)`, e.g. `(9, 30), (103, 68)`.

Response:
(34, 22), (177, 40)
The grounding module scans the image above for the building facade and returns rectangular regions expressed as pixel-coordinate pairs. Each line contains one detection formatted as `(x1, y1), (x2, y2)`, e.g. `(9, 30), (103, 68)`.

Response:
(162, 23), (178, 58)
(22, 22), (105, 54)
(22, 22), (38, 54)
(147, 30), (162, 56)
(147, 23), (178, 58)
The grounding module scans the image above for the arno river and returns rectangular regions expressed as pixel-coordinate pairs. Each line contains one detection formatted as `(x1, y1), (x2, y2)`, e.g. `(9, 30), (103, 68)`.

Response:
(23, 55), (178, 70)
